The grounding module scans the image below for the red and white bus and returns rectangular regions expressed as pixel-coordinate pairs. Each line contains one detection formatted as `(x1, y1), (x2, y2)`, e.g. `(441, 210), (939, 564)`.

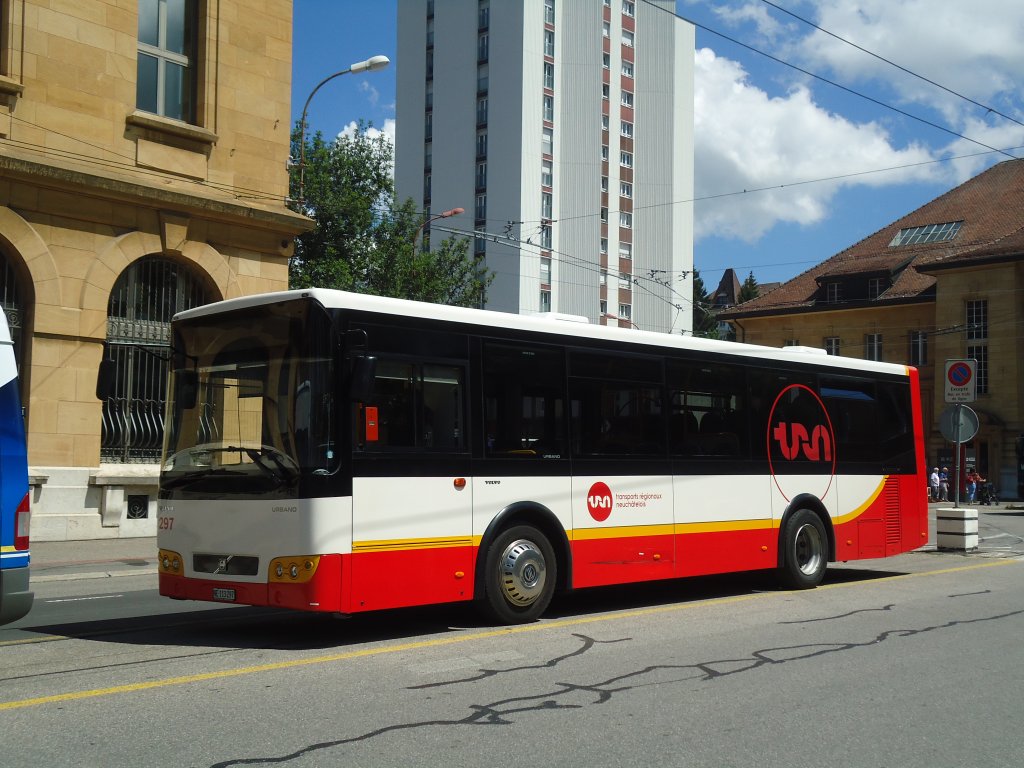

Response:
(157, 289), (928, 623)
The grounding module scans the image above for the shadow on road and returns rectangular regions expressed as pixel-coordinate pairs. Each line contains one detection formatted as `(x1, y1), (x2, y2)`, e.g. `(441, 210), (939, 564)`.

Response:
(15, 566), (909, 653)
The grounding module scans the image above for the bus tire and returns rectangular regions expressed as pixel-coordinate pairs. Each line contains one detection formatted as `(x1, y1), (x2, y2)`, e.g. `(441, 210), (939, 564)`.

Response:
(779, 509), (827, 589)
(481, 525), (556, 624)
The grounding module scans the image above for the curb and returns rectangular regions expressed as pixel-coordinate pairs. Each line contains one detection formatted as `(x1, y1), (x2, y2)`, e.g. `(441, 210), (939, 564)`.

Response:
(32, 568), (159, 584)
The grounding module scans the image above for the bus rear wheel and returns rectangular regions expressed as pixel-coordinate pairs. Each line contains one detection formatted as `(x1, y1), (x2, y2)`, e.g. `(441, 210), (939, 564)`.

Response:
(779, 509), (827, 589)
(481, 525), (556, 624)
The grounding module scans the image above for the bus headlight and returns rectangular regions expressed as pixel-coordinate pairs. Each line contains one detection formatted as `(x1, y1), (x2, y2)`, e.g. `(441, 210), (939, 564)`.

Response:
(158, 549), (184, 575)
(268, 556), (320, 583)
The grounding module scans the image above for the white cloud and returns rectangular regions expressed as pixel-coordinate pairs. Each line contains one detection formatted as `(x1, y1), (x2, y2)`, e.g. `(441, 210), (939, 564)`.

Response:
(786, 0), (1024, 159)
(338, 118), (396, 147)
(794, 1), (1024, 137)
(338, 119), (397, 178)
(710, 1), (793, 43)
(693, 48), (938, 242)
(690, 0), (1024, 245)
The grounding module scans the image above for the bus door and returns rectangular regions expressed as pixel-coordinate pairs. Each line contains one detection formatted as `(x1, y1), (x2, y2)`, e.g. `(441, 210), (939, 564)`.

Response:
(350, 359), (474, 611)
(569, 351), (675, 588)
(477, 341), (573, 578)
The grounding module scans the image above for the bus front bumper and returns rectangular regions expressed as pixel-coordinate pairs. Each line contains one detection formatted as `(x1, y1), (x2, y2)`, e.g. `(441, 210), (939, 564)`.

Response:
(159, 554), (342, 613)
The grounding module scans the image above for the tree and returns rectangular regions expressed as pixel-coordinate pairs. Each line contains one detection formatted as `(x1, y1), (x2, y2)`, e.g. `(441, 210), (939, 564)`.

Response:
(691, 269), (719, 338)
(288, 122), (491, 307)
(738, 270), (760, 303)
(368, 199), (490, 307)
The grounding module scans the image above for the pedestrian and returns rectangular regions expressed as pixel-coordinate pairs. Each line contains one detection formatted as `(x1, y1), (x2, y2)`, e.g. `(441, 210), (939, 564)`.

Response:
(939, 467), (950, 501)
(969, 468), (987, 504)
(965, 468), (978, 503)
(929, 467), (940, 501)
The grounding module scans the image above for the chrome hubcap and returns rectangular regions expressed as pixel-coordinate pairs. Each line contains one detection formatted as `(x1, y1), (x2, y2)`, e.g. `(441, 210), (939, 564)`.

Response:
(498, 538), (547, 607)
(794, 522), (823, 576)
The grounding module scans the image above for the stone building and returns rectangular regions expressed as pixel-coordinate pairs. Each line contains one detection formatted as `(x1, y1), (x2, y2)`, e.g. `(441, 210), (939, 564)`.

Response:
(0, 1), (308, 539)
(719, 159), (1024, 499)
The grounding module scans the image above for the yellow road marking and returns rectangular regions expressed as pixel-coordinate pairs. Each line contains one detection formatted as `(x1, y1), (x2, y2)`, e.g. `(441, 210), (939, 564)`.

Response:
(0, 635), (65, 648)
(0, 558), (1016, 712)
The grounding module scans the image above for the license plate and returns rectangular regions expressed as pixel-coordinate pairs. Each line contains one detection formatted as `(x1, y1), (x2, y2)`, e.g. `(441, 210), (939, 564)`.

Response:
(212, 588), (236, 601)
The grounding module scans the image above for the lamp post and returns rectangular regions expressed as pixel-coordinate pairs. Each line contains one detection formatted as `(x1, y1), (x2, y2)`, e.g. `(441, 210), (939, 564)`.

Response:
(413, 207), (465, 251)
(296, 54), (390, 205)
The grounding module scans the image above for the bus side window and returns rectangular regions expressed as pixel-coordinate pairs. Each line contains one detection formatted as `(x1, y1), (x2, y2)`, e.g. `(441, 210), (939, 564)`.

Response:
(482, 343), (566, 458)
(357, 359), (467, 453)
(668, 360), (747, 458)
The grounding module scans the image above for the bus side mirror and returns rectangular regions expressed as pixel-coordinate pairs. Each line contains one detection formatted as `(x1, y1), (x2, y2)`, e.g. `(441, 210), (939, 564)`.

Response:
(350, 355), (377, 402)
(175, 370), (198, 409)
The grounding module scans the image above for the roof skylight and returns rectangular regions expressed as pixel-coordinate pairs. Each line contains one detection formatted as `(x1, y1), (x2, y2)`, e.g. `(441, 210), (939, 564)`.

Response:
(889, 221), (963, 247)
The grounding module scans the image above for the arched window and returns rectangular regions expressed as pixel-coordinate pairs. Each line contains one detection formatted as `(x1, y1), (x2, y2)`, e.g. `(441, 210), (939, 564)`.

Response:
(0, 251), (28, 423)
(100, 257), (208, 463)
(0, 251), (26, 370)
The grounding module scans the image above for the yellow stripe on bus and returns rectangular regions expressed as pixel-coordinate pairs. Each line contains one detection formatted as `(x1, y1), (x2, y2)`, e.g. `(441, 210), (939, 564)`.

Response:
(831, 477), (888, 526)
(351, 485), (891, 554)
(352, 536), (478, 553)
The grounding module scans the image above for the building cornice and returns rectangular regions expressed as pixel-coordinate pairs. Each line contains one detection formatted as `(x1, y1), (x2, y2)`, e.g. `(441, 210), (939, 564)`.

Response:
(915, 252), (1023, 274)
(0, 75), (25, 98)
(719, 293), (935, 322)
(0, 146), (312, 236)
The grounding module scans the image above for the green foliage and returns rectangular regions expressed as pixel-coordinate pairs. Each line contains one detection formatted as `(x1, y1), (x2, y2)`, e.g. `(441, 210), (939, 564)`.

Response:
(738, 270), (760, 303)
(288, 122), (491, 307)
(691, 269), (719, 339)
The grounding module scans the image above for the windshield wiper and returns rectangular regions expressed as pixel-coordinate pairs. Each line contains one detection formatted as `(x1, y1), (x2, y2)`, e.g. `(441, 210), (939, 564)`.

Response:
(229, 445), (299, 488)
(160, 467), (250, 490)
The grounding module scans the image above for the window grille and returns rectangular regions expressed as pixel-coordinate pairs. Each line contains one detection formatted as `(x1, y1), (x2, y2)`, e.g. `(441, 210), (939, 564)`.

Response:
(100, 257), (208, 463)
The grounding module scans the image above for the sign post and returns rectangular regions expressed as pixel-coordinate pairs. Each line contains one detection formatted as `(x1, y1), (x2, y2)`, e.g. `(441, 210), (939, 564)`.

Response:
(942, 359), (978, 509)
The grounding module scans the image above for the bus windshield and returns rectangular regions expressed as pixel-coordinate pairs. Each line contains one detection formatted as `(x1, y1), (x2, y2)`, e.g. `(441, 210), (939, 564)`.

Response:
(161, 299), (337, 498)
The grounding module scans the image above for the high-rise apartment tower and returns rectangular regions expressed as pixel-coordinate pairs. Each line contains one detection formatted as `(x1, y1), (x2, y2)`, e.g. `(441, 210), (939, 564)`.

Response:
(396, 0), (694, 333)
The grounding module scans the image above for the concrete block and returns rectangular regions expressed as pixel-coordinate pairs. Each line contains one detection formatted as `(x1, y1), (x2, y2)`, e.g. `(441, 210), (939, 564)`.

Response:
(937, 532), (979, 551)
(936, 507), (980, 551)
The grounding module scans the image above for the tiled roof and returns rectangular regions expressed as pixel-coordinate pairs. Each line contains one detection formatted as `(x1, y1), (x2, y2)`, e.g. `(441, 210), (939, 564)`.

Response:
(719, 158), (1024, 318)
(711, 268), (742, 308)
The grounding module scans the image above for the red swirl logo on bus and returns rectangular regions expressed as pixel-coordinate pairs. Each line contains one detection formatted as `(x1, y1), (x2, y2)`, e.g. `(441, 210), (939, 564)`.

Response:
(587, 481), (613, 522)
(772, 421), (832, 461)
(767, 384), (836, 501)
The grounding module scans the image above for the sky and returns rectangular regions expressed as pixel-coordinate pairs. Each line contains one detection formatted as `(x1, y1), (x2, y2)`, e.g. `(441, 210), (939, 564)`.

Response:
(292, 0), (1024, 290)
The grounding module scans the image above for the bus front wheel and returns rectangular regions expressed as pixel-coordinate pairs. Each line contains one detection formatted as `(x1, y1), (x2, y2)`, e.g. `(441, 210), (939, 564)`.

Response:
(779, 509), (827, 589)
(482, 525), (556, 624)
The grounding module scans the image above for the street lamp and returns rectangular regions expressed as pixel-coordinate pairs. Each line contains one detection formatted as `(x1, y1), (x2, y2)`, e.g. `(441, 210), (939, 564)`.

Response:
(296, 54), (391, 205)
(604, 313), (639, 330)
(413, 207), (465, 251)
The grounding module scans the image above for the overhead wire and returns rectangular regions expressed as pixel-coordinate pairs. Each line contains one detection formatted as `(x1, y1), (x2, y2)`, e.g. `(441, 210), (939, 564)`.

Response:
(647, 0), (1021, 160)
(758, 0), (1024, 130)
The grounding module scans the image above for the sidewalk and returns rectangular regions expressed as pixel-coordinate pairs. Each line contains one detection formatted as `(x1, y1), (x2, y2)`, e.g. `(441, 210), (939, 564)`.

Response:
(30, 537), (158, 583)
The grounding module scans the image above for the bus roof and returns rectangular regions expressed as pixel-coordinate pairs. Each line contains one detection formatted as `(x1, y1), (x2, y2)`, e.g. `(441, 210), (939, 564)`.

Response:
(174, 288), (911, 378)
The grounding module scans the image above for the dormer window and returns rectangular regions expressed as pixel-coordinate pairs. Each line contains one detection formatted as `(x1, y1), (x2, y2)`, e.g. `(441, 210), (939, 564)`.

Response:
(826, 282), (842, 303)
(867, 277), (886, 299)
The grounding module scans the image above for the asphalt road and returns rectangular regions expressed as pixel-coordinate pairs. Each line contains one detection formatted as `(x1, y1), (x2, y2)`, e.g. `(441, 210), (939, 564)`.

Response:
(2, 506), (1023, 768)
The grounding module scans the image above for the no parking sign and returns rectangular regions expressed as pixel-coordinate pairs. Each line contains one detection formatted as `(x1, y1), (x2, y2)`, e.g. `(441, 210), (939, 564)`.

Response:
(944, 359), (977, 403)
